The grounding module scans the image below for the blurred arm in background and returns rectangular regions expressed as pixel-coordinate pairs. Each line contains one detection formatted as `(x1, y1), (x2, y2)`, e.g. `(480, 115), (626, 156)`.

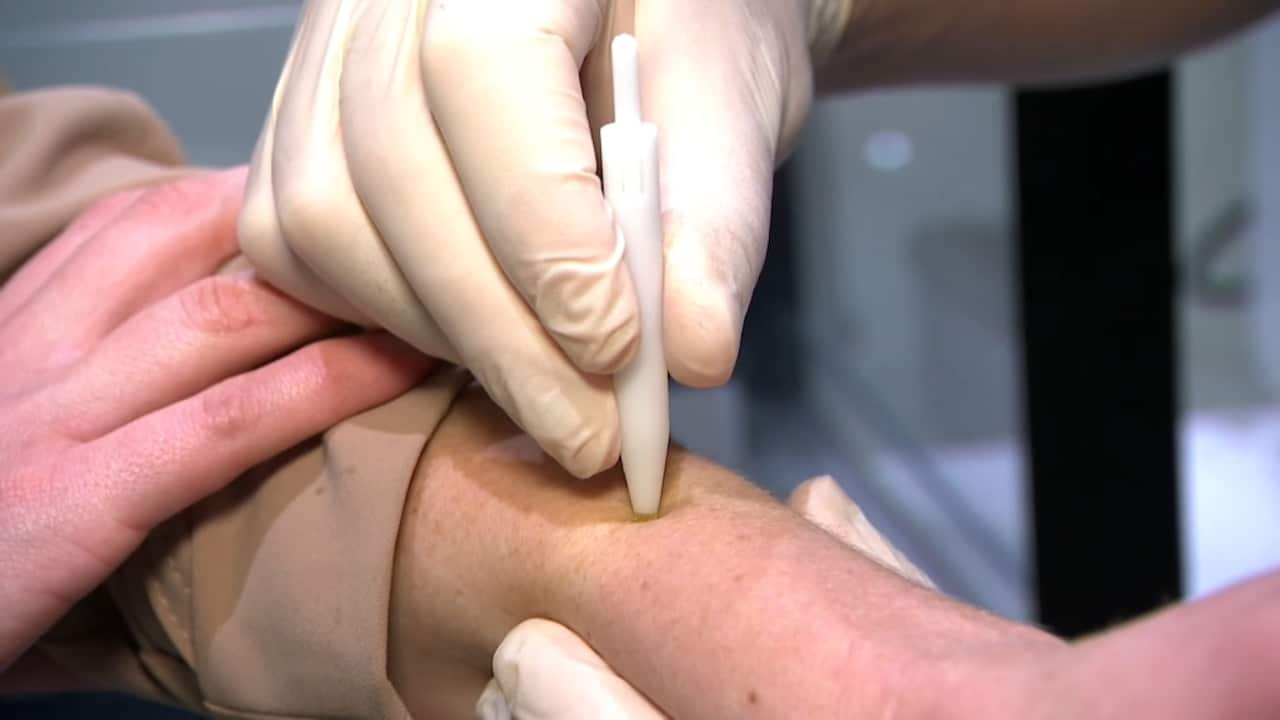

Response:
(823, 0), (1280, 90)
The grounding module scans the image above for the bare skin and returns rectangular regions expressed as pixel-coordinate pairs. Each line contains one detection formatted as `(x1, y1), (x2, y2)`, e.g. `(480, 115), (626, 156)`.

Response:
(386, 387), (1280, 720)
(0, 171), (436, 673)
(6, 381), (1274, 718)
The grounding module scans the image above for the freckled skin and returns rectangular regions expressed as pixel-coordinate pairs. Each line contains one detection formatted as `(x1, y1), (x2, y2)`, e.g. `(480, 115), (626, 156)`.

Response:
(385, 386), (1280, 720)
(385, 387), (1059, 720)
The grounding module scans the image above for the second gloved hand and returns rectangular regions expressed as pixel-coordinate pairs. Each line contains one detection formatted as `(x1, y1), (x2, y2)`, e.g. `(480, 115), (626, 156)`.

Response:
(240, 0), (853, 477)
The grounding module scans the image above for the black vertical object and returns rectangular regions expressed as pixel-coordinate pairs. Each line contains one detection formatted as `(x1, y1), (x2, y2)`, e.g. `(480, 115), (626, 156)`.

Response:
(1015, 73), (1183, 638)
(739, 165), (802, 401)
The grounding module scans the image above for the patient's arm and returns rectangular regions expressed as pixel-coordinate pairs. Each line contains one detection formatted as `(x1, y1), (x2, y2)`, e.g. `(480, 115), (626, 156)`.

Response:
(387, 387), (1061, 718)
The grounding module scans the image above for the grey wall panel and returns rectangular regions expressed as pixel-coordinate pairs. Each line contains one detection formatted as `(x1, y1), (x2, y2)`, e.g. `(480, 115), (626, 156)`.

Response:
(0, 26), (293, 165)
(0, 2), (300, 165)
(0, 1), (293, 31)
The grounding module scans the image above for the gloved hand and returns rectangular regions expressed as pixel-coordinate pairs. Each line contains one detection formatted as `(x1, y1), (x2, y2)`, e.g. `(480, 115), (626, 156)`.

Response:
(239, 0), (854, 478)
(475, 475), (932, 719)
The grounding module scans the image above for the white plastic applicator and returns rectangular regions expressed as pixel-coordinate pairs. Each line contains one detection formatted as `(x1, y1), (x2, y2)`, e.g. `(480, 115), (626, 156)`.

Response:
(601, 33), (669, 517)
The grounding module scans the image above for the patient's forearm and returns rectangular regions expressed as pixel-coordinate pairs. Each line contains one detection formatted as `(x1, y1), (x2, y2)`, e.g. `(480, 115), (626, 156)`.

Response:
(388, 388), (1061, 718)
(823, 0), (1280, 91)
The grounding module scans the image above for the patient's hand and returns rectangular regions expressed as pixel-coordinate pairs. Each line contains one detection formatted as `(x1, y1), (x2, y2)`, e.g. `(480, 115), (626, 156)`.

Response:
(0, 170), (436, 672)
(387, 387), (1280, 719)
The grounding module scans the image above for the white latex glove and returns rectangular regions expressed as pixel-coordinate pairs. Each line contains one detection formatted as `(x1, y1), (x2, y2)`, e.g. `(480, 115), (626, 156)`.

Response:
(476, 475), (932, 720)
(788, 475), (935, 589)
(239, 0), (854, 478)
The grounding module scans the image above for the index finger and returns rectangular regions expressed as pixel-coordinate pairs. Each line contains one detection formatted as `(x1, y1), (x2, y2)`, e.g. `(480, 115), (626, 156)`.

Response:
(421, 0), (638, 374)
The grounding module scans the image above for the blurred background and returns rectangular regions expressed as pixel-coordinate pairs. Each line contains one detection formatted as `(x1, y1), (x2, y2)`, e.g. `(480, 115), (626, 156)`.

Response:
(1, 0), (1278, 715)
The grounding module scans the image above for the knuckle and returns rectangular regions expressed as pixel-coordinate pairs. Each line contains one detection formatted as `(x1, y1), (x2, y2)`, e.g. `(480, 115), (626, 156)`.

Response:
(130, 175), (237, 260)
(66, 188), (144, 236)
(133, 173), (223, 221)
(295, 341), (357, 396)
(195, 378), (261, 440)
(274, 176), (342, 248)
(424, 1), (601, 72)
(177, 276), (262, 335)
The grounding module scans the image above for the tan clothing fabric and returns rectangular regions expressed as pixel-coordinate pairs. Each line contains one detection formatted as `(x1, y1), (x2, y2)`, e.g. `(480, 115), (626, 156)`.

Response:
(0, 87), (189, 280)
(2, 87), (467, 718)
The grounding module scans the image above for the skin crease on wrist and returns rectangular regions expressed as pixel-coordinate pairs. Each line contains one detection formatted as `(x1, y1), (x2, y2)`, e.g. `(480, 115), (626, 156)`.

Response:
(387, 386), (1063, 719)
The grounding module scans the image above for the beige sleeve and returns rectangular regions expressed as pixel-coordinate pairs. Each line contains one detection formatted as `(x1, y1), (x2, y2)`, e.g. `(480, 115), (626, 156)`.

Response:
(4, 85), (470, 718)
(40, 371), (470, 719)
(0, 86), (189, 281)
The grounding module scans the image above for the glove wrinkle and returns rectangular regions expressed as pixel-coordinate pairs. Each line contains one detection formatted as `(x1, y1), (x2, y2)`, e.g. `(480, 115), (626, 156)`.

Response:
(243, 0), (824, 479)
